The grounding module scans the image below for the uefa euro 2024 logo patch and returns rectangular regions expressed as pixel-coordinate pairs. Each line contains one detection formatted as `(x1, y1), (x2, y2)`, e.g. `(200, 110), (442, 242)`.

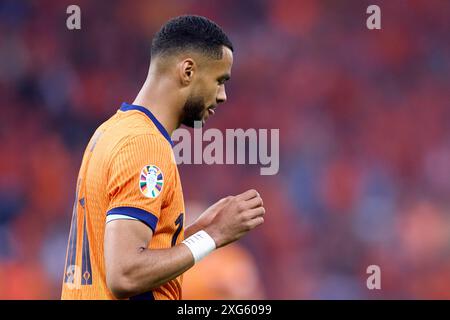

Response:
(139, 165), (164, 198)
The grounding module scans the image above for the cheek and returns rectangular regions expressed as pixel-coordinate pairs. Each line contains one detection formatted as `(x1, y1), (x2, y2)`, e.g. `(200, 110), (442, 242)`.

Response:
(194, 76), (218, 104)
(202, 85), (218, 104)
(194, 79), (211, 96)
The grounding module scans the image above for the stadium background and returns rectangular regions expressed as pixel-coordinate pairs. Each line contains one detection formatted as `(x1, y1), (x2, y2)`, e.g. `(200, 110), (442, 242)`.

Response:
(1, 0), (450, 299)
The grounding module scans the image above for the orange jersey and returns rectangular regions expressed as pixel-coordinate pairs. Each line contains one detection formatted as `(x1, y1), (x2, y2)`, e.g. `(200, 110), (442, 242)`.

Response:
(61, 103), (185, 300)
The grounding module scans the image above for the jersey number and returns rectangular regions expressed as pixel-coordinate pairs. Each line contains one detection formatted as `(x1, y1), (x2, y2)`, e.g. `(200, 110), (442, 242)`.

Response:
(171, 213), (184, 247)
(64, 187), (93, 287)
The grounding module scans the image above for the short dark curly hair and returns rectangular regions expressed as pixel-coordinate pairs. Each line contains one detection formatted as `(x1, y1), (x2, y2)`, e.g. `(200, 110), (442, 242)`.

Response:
(151, 15), (233, 60)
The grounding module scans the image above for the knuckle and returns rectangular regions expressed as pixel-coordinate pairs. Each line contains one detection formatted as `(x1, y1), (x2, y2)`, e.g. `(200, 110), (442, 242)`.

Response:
(221, 196), (232, 205)
(221, 197), (231, 204)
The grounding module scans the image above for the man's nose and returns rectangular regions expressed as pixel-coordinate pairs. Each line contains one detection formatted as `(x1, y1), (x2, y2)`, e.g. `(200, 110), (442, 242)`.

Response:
(217, 86), (227, 104)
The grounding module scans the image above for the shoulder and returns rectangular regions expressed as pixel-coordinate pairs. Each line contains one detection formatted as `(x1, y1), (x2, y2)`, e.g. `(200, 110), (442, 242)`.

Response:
(112, 133), (174, 163)
(101, 111), (176, 172)
(107, 111), (172, 154)
(106, 132), (176, 187)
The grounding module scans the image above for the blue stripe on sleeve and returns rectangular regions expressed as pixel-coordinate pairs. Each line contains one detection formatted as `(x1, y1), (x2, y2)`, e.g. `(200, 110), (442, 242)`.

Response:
(107, 207), (158, 233)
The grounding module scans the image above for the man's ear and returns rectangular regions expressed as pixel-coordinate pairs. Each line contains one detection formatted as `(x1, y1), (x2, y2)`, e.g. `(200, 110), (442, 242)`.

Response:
(179, 58), (195, 86)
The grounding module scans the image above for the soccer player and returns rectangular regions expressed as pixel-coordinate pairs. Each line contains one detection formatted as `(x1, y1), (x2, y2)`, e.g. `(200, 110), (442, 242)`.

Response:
(61, 15), (265, 300)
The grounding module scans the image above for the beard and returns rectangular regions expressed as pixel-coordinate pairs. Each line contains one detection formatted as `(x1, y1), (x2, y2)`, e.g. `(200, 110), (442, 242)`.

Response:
(180, 94), (208, 128)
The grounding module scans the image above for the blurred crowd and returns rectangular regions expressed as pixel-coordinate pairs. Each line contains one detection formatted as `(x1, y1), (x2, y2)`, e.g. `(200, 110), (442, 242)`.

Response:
(1, 0), (450, 299)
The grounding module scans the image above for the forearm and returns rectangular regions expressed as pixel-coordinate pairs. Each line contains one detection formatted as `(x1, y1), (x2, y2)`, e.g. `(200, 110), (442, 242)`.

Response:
(109, 243), (194, 299)
(184, 222), (205, 238)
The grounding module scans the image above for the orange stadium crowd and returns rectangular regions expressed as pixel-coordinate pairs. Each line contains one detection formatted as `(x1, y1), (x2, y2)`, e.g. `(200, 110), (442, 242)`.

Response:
(1, 0), (450, 299)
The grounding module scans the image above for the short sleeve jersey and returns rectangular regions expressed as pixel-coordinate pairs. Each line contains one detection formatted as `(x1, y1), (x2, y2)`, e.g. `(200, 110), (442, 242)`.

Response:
(61, 103), (185, 300)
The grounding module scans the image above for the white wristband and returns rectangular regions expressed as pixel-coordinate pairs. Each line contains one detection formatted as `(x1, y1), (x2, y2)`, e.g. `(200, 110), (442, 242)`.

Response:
(182, 230), (216, 263)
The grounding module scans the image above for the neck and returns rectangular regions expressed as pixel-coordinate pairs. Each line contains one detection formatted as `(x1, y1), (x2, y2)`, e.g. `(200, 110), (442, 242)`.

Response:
(132, 74), (183, 136)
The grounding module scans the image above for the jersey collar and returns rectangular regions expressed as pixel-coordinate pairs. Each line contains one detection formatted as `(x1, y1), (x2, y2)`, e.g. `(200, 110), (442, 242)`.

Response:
(120, 102), (174, 147)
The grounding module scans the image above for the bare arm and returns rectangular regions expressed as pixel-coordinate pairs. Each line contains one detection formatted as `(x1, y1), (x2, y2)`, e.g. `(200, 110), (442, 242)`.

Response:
(104, 189), (265, 299)
(184, 222), (204, 239)
(104, 219), (194, 299)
